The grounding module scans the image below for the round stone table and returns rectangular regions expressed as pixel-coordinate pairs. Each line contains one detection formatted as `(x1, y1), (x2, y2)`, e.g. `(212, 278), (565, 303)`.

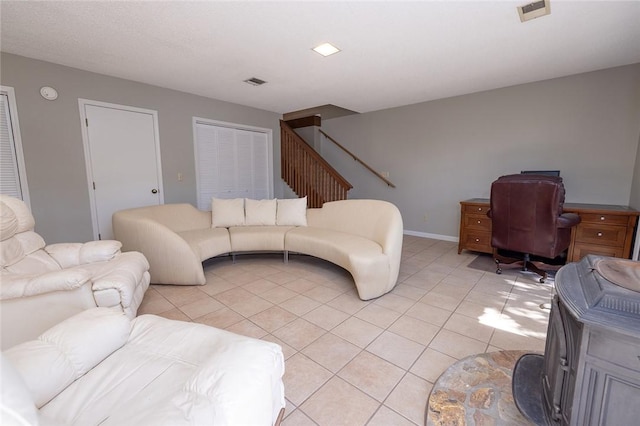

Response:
(426, 350), (535, 425)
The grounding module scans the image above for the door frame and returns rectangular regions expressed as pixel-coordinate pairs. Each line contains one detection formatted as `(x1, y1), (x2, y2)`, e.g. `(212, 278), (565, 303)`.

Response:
(79, 99), (164, 240)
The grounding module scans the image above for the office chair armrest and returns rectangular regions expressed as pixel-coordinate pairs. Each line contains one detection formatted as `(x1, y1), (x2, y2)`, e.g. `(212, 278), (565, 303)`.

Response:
(557, 213), (581, 228)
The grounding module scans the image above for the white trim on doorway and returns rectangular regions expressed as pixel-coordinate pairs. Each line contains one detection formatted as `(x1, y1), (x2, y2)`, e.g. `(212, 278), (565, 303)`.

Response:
(633, 226), (639, 261)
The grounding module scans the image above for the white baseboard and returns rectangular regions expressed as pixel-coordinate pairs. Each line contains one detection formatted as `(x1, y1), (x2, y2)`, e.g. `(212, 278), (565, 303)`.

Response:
(403, 230), (459, 243)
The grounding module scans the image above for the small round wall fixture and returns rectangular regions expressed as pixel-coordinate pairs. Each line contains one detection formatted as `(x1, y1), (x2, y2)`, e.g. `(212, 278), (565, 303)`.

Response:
(40, 86), (58, 101)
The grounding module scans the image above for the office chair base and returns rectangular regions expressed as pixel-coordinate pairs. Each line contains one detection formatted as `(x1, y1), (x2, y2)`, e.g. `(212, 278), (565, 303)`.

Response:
(494, 255), (547, 283)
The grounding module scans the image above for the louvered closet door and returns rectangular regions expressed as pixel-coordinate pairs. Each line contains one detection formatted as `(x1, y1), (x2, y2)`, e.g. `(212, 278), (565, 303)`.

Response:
(236, 129), (270, 200)
(195, 121), (271, 210)
(0, 93), (24, 199)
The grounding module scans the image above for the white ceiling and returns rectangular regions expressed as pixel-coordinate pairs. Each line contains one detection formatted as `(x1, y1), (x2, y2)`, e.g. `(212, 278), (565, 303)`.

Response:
(2, 1), (639, 115)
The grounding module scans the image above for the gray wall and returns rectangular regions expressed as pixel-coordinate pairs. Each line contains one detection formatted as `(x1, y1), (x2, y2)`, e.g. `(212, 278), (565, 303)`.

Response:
(321, 64), (640, 239)
(1, 53), (283, 243)
(3, 52), (639, 244)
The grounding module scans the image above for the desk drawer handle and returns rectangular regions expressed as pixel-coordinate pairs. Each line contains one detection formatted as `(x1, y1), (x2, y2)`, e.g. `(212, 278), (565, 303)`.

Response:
(597, 232), (603, 237)
(475, 238), (480, 242)
(477, 220), (481, 224)
(478, 208), (483, 211)
(600, 216), (605, 221)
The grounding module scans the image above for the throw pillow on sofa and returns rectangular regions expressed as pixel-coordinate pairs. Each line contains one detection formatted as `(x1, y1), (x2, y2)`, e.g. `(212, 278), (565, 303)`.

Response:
(244, 198), (277, 226)
(276, 197), (307, 226)
(211, 198), (245, 227)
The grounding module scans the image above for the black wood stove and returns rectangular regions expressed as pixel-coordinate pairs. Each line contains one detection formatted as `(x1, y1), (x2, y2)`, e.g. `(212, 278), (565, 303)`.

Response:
(512, 255), (640, 425)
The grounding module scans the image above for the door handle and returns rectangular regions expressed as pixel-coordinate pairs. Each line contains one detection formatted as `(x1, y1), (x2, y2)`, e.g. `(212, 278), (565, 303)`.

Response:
(151, 189), (158, 194)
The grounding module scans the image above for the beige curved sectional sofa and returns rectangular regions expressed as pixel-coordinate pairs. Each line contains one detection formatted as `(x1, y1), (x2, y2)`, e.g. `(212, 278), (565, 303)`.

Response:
(113, 199), (403, 300)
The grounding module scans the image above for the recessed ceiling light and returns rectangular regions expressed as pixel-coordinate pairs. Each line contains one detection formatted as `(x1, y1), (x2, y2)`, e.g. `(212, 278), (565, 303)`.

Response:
(313, 42), (341, 57)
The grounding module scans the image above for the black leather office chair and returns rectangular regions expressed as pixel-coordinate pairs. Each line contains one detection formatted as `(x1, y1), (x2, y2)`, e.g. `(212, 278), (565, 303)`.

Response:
(488, 174), (581, 282)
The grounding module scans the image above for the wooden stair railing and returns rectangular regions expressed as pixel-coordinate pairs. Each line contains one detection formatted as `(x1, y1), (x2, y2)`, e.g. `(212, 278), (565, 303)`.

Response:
(318, 129), (396, 188)
(280, 120), (352, 208)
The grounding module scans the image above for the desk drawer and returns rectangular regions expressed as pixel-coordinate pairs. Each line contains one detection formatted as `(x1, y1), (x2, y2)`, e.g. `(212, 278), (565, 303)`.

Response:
(571, 243), (624, 261)
(463, 204), (490, 215)
(464, 214), (491, 231)
(578, 213), (629, 226)
(462, 230), (492, 253)
(574, 224), (627, 247)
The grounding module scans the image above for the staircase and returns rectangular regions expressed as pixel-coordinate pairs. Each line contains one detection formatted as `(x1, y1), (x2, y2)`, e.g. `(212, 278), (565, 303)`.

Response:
(280, 120), (352, 208)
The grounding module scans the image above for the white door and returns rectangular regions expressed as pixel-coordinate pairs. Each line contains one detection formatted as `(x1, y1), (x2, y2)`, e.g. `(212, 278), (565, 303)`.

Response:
(80, 100), (163, 240)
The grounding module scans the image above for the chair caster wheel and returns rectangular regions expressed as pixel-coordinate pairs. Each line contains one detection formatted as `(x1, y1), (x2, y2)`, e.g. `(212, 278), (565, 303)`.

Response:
(539, 278), (545, 283)
(496, 269), (502, 275)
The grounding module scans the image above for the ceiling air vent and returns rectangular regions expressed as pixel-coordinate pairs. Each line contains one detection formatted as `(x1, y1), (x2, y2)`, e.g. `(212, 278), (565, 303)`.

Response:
(244, 77), (267, 86)
(518, 0), (550, 22)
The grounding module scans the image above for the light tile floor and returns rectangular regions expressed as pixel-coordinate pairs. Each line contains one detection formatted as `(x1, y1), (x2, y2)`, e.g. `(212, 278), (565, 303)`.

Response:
(138, 235), (553, 425)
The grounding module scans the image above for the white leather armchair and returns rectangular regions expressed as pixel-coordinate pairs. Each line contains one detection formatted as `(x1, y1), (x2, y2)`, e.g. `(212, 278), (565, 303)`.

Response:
(1, 308), (286, 426)
(0, 195), (150, 349)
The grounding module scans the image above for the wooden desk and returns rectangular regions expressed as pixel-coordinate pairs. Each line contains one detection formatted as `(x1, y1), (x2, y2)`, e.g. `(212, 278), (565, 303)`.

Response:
(458, 198), (639, 262)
